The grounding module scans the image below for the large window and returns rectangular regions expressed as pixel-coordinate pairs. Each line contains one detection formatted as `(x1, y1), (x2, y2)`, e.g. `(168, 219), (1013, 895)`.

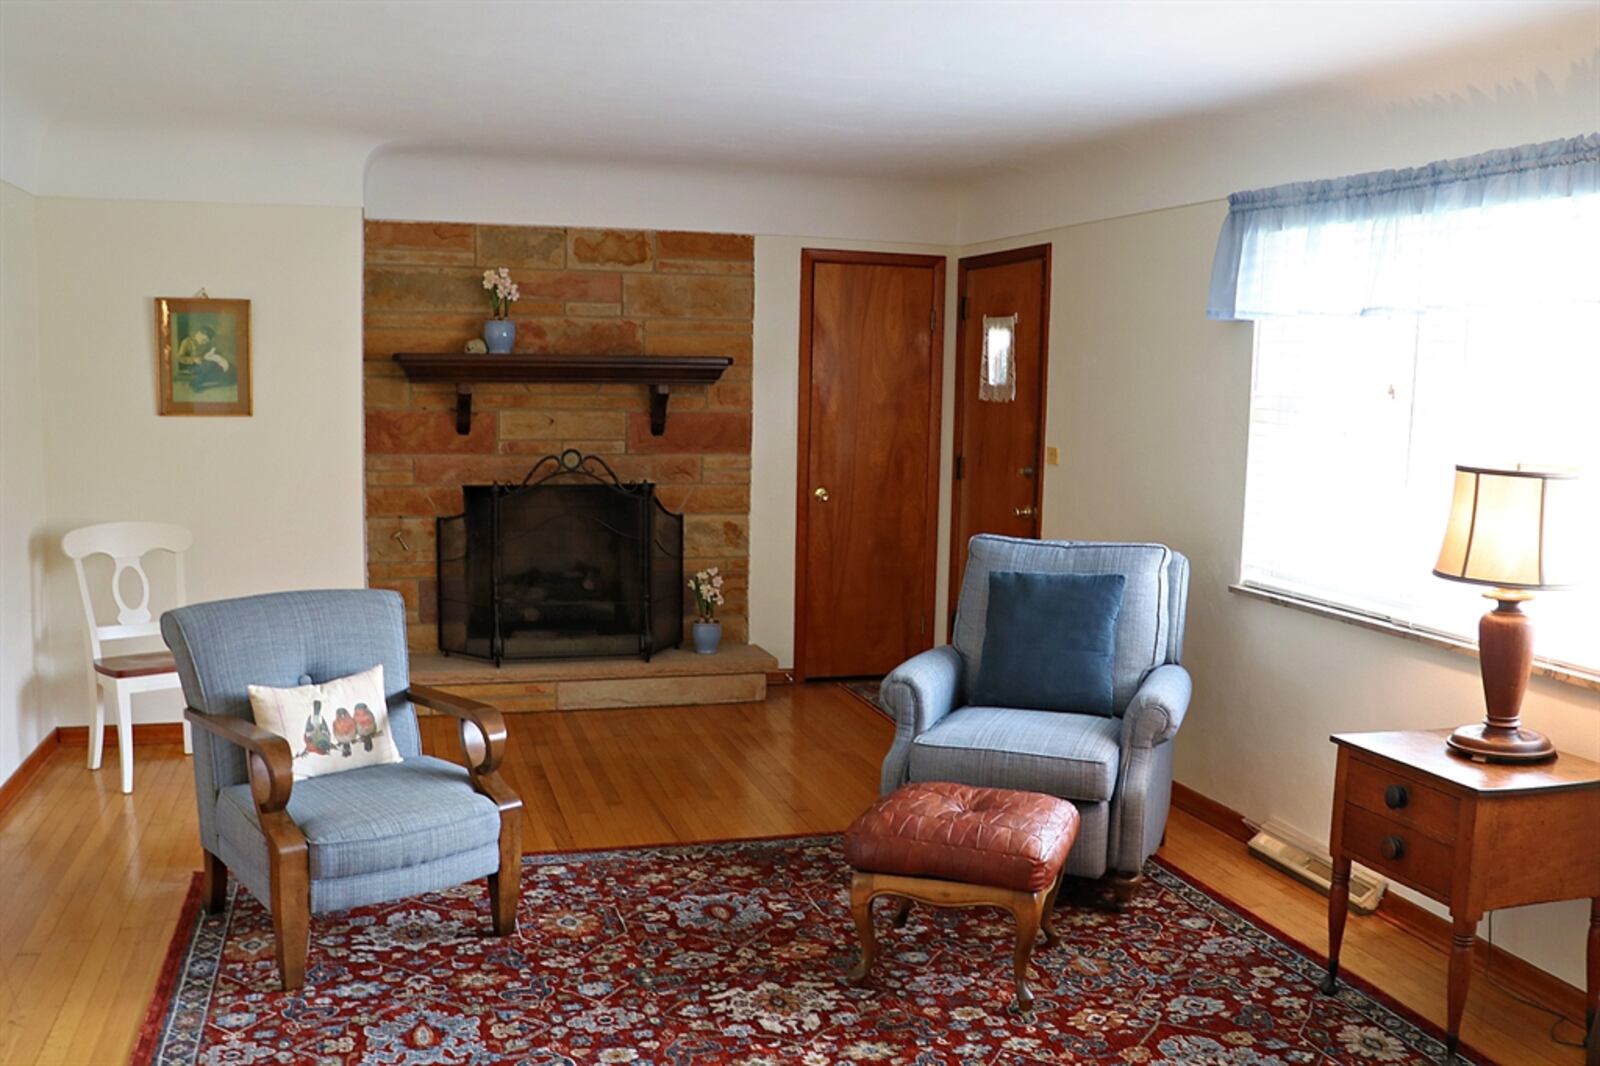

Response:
(1211, 136), (1599, 677)
(1241, 306), (1600, 674)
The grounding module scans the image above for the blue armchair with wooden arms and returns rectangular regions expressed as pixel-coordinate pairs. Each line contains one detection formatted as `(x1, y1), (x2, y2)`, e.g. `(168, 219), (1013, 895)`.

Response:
(161, 589), (522, 990)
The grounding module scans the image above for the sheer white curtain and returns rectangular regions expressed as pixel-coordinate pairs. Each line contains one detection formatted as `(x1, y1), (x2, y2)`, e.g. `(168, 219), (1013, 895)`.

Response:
(1209, 135), (1600, 319)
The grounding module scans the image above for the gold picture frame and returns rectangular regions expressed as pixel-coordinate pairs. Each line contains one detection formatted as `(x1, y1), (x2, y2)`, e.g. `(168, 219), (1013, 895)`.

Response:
(156, 297), (252, 416)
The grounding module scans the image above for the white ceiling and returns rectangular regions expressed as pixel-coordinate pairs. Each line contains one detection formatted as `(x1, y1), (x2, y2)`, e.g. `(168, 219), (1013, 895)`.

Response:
(0, 0), (1583, 181)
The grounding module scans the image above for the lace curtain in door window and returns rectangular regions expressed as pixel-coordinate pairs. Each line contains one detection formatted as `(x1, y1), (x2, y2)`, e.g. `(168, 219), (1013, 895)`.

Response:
(980, 314), (1018, 402)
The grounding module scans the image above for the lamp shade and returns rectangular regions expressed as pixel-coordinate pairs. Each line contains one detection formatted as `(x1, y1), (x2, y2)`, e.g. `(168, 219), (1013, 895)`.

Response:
(1433, 465), (1584, 590)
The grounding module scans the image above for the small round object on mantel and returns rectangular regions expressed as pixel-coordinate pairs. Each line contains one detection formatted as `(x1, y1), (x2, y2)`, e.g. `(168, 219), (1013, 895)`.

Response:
(464, 338), (488, 354)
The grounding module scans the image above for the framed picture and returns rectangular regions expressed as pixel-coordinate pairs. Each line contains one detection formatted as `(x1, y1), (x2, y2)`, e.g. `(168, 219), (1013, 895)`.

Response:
(155, 297), (251, 416)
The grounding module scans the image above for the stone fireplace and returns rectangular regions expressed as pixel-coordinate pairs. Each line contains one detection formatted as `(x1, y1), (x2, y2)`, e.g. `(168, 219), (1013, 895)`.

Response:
(362, 221), (754, 655)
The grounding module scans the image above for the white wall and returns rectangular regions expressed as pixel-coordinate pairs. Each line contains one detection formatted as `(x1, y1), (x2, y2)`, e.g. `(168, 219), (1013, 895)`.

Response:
(32, 198), (368, 731)
(37, 125), (370, 209)
(0, 95), (45, 194)
(366, 149), (963, 245)
(957, 10), (1600, 243)
(963, 197), (1599, 989)
(0, 180), (51, 782)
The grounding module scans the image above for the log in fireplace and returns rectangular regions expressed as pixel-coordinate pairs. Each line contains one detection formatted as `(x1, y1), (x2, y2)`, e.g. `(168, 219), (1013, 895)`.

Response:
(435, 450), (684, 664)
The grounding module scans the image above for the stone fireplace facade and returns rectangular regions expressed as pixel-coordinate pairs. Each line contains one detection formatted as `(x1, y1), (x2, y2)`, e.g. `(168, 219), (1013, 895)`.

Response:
(362, 221), (753, 652)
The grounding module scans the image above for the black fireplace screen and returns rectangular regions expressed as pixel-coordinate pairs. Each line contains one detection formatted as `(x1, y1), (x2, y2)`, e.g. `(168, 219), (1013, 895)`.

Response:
(436, 450), (684, 663)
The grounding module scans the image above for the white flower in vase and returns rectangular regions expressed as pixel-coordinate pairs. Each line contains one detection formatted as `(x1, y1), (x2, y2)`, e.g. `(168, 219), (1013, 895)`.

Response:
(688, 566), (724, 624)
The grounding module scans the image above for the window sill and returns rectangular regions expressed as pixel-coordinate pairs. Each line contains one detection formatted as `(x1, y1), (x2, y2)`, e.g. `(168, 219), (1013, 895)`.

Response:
(1228, 583), (1600, 694)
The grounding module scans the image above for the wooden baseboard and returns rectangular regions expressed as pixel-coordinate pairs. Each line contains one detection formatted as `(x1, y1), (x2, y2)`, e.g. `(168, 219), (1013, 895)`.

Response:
(56, 723), (188, 747)
(0, 730), (62, 817)
(1169, 778), (1589, 1026)
(1171, 781), (1254, 843)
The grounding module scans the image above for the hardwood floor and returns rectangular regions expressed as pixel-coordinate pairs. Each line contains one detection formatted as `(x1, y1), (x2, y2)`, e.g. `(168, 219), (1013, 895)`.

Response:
(0, 683), (1583, 1065)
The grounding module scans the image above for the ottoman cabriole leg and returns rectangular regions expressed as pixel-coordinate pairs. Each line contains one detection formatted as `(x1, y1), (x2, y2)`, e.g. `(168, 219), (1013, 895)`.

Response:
(846, 870), (1056, 1012)
(1041, 871), (1064, 948)
(848, 873), (877, 984)
(1009, 888), (1048, 1012)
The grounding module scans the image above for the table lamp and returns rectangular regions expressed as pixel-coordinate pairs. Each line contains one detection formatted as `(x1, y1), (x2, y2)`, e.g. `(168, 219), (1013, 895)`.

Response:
(1432, 465), (1582, 762)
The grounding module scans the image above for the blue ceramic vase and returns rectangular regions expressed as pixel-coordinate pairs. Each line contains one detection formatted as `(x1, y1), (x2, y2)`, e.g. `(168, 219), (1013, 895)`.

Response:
(692, 621), (722, 655)
(483, 319), (516, 354)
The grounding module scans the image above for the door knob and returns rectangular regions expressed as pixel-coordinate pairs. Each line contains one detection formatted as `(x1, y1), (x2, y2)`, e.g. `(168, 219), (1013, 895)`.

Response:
(1014, 506), (1036, 517)
(814, 487), (831, 502)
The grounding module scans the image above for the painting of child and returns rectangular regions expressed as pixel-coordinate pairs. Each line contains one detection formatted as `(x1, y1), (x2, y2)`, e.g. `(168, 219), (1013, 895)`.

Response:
(156, 297), (251, 415)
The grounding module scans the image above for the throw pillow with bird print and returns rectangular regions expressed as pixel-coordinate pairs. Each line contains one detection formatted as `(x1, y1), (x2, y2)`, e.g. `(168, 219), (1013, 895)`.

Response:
(248, 664), (404, 779)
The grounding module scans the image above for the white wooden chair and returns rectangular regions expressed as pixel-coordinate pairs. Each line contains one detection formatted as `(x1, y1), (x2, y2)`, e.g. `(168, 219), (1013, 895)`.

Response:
(61, 522), (194, 793)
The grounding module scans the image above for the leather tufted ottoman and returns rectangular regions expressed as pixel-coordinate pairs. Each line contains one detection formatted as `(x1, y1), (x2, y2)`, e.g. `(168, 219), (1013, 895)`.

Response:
(842, 781), (1079, 1010)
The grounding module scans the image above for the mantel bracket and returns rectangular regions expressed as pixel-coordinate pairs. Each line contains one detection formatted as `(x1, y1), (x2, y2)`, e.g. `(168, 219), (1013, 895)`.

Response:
(455, 384), (473, 435)
(649, 385), (670, 437)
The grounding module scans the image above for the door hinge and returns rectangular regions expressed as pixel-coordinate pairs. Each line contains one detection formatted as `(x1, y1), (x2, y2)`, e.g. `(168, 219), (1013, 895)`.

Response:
(929, 308), (937, 332)
(959, 295), (968, 321)
(954, 455), (964, 480)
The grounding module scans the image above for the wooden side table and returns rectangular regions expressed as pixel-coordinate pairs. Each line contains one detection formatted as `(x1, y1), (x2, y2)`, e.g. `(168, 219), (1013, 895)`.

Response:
(1324, 730), (1600, 1059)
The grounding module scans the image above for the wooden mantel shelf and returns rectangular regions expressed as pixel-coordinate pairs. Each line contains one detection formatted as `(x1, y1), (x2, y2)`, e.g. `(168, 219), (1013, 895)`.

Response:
(392, 353), (733, 435)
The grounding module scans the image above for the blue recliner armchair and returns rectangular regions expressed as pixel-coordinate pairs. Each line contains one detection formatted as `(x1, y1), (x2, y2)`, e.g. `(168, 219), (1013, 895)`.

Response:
(879, 536), (1191, 902)
(161, 589), (523, 990)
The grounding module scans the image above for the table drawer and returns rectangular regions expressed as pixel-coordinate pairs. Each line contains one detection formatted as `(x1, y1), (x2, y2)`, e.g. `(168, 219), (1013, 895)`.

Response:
(1345, 756), (1459, 845)
(1341, 805), (1455, 900)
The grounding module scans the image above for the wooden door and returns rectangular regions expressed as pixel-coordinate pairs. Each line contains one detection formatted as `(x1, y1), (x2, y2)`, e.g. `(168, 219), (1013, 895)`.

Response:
(950, 245), (1051, 604)
(797, 250), (945, 679)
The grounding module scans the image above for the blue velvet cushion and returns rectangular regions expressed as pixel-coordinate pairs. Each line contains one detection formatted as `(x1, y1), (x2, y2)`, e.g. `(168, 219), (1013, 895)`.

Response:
(970, 571), (1126, 716)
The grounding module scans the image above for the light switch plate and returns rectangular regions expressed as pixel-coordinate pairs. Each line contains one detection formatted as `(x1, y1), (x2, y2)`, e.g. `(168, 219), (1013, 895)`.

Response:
(1046, 445), (1060, 466)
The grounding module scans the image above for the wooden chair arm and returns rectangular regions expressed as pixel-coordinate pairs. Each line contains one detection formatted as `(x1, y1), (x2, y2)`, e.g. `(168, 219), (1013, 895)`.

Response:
(184, 708), (309, 990)
(408, 685), (508, 777)
(184, 707), (295, 814)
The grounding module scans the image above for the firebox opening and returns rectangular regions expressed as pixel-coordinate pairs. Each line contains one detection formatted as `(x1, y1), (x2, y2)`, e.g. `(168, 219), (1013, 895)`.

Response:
(435, 451), (684, 664)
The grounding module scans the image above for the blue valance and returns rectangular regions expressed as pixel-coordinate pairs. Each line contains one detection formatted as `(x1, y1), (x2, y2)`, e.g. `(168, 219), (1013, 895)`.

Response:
(1207, 134), (1600, 320)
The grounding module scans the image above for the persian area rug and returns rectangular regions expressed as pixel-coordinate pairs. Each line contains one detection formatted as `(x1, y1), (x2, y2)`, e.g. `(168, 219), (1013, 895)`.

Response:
(135, 836), (1487, 1065)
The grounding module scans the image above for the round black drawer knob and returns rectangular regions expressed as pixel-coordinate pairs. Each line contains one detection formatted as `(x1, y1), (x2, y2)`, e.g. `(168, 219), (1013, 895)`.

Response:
(1380, 835), (1406, 861)
(1384, 784), (1409, 809)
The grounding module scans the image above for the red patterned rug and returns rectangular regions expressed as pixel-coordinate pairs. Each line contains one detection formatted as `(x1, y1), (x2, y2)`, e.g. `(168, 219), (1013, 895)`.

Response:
(134, 835), (1488, 1064)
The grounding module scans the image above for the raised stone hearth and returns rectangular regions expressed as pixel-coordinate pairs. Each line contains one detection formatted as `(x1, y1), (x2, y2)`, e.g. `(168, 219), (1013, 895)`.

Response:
(409, 642), (778, 711)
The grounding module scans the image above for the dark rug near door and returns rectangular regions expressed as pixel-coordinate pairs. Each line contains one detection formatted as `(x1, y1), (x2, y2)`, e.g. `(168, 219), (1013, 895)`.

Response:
(842, 678), (890, 719)
(135, 835), (1487, 1064)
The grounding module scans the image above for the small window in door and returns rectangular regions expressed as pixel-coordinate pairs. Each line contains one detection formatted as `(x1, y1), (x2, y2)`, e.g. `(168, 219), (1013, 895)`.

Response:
(980, 314), (1018, 402)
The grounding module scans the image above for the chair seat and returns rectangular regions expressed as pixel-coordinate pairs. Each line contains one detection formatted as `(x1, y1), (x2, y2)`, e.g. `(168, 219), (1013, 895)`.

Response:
(908, 706), (1121, 802)
(94, 651), (178, 678)
(217, 755), (501, 881)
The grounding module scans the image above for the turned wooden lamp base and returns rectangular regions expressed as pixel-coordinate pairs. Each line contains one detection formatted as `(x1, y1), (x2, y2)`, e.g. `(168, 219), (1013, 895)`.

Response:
(1446, 721), (1556, 762)
(1446, 593), (1557, 764)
